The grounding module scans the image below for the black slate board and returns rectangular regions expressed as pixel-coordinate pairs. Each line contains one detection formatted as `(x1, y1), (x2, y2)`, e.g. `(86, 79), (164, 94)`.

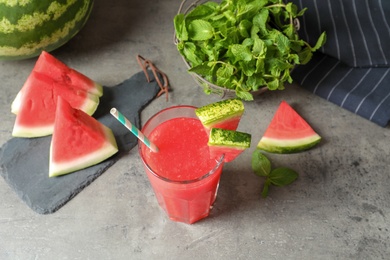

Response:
(0, 71), (161, 214)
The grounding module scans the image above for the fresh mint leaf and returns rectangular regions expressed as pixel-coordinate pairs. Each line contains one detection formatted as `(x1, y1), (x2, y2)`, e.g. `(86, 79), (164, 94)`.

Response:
(236, 89), (255, 101)
(247, 74), (266, 90)
(240, 60), (256, 77)
(223, 10), (237, 23)
(285, 2), (297, 16)
(274, 32), (290, 54)
(174, 14), (188, 41)
(189, 63), (213, 77)
(311, 32), (327, 51)
(269, 167), (299, 186)
(298, 47), (313, 65)
(251, 150), (299, 198)
(253, 9), (269, 35)
(251, 150), (271, 177)
(186, 2), (218, 21)
(239, 20), (252, 38)
(182, 42), (203, 66)
(266, 78), (280, 90)
(189, 20), (214, 41)
(252, 37), (266, 56)
(229, 44), (253, 63)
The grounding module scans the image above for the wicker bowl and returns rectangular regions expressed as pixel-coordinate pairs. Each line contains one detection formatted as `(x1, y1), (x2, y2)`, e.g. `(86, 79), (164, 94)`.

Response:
(174, 0), (270, 99)
(174, 0), (300, 99)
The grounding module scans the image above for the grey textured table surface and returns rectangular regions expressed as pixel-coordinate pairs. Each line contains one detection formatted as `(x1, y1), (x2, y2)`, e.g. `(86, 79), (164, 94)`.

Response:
(1, 0), (389, 259)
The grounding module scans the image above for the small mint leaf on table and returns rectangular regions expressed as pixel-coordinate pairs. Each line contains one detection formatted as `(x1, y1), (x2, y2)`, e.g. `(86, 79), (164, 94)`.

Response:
(251, 149), (299, 198)
(269, 167), (299, 186)
(251, 149), (271, 177)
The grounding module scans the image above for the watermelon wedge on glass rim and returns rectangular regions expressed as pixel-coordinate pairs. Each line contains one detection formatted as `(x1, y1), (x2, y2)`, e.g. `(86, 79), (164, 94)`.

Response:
(195, 98), (245, 135)
(257, 100), (321, 153)
(49, 97), (118, 177)
(208, 128), (251, 162)
(11, 71), (99, 138)
(11, 51), (102, 114)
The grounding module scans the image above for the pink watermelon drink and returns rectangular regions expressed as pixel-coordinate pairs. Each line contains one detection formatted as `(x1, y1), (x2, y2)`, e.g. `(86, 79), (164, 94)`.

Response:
(138, 106), (225, 224)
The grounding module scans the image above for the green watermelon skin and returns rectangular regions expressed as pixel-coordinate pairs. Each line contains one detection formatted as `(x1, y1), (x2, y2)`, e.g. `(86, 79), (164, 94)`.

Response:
(257, 100), (321, 154)
(195, 98), (244, 134)
(49, 97), (118, 177)
(12, 71), (99, 137)
(0, 0), (94, 60)
(208, 128), (251, 162)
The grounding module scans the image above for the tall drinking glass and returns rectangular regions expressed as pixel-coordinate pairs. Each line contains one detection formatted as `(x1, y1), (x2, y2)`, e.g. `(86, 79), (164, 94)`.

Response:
(138, 106), (224, 224)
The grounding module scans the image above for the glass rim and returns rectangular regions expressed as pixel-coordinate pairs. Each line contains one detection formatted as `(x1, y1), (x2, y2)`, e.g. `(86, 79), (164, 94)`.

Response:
(138, 105), (225, 184)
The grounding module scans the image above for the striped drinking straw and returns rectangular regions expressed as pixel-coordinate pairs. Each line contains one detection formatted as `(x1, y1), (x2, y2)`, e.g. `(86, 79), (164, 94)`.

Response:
(110, 108), (159, 153)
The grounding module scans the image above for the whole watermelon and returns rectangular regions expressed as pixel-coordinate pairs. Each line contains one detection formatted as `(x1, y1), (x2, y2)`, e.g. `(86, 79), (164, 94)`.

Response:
(0, 0), (94, 61)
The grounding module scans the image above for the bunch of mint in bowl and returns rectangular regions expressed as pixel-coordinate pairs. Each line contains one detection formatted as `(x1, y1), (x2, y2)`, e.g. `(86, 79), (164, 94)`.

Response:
(174, 0), (326, 101)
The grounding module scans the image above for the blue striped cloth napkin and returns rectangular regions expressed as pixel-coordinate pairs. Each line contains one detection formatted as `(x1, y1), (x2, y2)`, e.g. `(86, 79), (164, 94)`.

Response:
(290, 0), (390, 127)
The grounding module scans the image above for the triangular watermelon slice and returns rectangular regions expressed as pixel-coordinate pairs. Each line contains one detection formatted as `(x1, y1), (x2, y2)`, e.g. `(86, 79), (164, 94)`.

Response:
(12, 72), (99, 138)
(34, 51), (103, 97)
(11, 51), (102, 114)
(208, 128), (251, 162)
(257, 100), (321, 153)
(49, 97), (118, 177)
(195, 98), (245, 134)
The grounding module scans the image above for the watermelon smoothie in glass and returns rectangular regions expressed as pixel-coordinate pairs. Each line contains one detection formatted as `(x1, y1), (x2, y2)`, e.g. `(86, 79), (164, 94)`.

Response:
(138, 105), (225, 224)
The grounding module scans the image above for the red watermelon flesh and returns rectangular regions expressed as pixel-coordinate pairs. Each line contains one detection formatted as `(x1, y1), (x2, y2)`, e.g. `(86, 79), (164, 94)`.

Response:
(12, 72), (99, 138)
(257, 100), (321, 153)
(33, 51), (103, 96)
(49, 97), (118, 177)
(208, 128), (251, 162)
(11, 51), (102, 114)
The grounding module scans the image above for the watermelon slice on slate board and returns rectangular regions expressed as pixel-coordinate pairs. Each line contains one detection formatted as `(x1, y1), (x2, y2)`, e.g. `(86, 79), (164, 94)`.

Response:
(12, 71), (100, 138)
(11, 51), (102, 115)
(0, 71), (161, 214)
(33, 51), (103, 97)
(49, 97), (118, 177)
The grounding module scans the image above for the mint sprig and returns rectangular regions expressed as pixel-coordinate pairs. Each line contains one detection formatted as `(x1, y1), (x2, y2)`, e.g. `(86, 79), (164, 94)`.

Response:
(174, 0), (327, 100)
(252, 149), (298, 198)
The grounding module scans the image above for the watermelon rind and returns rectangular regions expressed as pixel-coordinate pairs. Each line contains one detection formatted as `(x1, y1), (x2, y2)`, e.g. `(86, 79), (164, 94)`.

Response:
(257, 135), (321, 154)
(11, 91), (22, 114)
(11, 92), (99, 138)
(49, 124), (118, 177)
(12, 124), (54, 138)
(77, 91), (100, 115)
(0, 0), (94, 60)
(11, 83), (99, 116)
(208, 128), (251, 148)
(195, 98), (244, 129)
(208, 128), (251, 162)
